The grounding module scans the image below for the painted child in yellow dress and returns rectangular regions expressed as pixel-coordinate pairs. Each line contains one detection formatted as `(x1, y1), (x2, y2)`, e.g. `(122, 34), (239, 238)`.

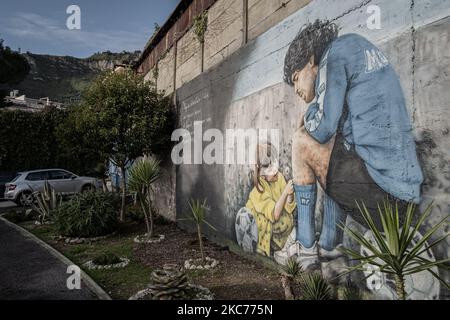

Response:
(245, 143), (297, 262)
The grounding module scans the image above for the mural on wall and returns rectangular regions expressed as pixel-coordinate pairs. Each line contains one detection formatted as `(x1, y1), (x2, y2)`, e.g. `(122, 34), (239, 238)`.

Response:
(174, 0), (449, 300)
(236, 142), (297, 264)
(234, 19), (441, 299)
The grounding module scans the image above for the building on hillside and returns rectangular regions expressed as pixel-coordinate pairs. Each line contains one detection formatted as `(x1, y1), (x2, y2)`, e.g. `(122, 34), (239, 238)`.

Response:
(3, 90), (64, 112)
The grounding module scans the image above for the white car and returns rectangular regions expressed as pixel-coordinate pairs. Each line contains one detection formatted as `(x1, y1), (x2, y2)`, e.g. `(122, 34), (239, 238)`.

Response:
(4, 169), (102, 206)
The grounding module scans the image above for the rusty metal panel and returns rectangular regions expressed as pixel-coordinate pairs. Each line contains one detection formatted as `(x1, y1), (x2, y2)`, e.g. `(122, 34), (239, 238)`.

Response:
(191, 0), (203, 17)
(177, 9), (190, 36)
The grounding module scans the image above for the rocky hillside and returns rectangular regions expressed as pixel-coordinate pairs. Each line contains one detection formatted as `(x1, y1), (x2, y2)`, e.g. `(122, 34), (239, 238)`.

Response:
(11, 51), (140, 104)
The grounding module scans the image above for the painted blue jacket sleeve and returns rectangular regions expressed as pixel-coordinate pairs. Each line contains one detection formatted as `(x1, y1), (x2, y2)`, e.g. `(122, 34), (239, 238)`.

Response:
(304, 48), (347, 144)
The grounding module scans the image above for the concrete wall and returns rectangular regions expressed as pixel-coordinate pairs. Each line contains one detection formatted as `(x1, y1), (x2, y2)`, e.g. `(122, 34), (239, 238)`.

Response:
(204, 0), (243, 70)
(150, 161), (177, 222)
(157, 46), (175, 95)
(176, 28), (202, 89)
(247, 0), (311, 41)
(174, 0), (450, 300)
(140, 0), (318, 94)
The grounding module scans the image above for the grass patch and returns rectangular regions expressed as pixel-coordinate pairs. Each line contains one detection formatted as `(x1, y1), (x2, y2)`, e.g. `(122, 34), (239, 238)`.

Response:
(19, 221), (152, 300)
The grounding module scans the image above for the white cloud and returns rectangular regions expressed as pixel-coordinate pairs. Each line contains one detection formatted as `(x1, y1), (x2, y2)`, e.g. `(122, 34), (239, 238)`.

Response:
(0, 12), (148, 55)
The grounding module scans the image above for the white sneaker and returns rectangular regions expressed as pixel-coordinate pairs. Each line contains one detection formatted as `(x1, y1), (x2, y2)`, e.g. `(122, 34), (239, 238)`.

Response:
(319, 244), (345, 260)
(296, 241), (319, 270)
(273, 229), (298, 266)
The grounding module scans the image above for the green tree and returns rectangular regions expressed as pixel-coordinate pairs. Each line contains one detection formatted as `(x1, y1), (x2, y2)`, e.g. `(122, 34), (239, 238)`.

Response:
(0, 109), (67, 172)
(80, 69), (172, 220)
(56, 104), (107, 176)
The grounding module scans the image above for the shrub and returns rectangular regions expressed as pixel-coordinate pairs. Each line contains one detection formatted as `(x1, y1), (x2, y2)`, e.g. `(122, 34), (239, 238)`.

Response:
(54, 191), (118, 237)
(93, 252), (122, 266)
(341, 285), (363, 300)
(0, 108), (104, 175)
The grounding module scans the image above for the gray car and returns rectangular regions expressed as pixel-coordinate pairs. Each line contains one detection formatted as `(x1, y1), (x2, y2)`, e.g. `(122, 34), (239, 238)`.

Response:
(4, 169), (102, 206)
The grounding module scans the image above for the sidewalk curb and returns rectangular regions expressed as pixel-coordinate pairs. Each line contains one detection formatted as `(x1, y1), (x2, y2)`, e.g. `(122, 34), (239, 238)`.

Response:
(0, 216), (112, 300)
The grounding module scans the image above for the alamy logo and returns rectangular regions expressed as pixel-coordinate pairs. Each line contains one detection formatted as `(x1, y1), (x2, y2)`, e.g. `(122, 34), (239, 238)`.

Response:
(66, 5), (81, 30)
(171, 122), (279, 165)
(366, 5), (381, 30)
(365, 49), (389, 73)
(66, 265), (81, 290)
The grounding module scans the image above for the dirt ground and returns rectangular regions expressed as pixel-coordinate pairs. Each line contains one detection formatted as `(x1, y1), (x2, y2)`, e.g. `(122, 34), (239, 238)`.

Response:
(134, 222), (286, 300)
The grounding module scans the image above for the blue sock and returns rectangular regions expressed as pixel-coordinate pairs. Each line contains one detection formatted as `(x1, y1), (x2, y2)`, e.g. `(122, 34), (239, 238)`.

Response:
(319, 194), (346, 251)
(294, 184), (316, 248)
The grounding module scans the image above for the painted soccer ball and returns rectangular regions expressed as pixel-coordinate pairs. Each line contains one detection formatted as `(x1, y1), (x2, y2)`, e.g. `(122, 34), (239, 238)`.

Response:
(235, 207), (258, 253)
(360, 229), (441, 300)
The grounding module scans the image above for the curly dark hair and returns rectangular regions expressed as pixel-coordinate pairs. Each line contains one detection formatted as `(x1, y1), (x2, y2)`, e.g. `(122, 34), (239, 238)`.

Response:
(284, 20), (339, 86)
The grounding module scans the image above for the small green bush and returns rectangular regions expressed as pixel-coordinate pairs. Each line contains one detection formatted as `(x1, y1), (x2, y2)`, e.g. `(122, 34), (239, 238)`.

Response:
(93, 252), (122, 265)
(54, 191), (118, 237)
(341, 285), (363, 300)
(299, 272), (333, 300)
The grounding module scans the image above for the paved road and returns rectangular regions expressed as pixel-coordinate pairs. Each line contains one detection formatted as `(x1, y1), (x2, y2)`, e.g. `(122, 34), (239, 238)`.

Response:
(0, 217), (98, 300)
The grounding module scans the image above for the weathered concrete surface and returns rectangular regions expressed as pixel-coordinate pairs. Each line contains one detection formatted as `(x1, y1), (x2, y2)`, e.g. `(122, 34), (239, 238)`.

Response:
(175, 0), (450, 299)
(413, 17), (450, 274)
(157, 46), (175, 95)
(143, 65), (157, 90)
(248, 0), (311, 41)
(176, 28), (202, 89)
(204, 0), (243, 70)
(0, 219), (98, 300)
(150, 162), (176, 222)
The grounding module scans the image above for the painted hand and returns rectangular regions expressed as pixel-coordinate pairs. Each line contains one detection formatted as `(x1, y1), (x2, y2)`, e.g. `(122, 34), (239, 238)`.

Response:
(285, 179), (294, 195)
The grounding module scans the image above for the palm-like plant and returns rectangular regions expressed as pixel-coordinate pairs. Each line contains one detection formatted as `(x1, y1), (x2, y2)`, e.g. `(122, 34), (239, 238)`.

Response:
(280, 258), (302, 300)
(341, 285), (363, 300)
(340, 201), (449, 300)
(27, 180), (62, 223)
(298, 272), (333, 300)
(128, 157), (160, 239)
(187, 198), (216, 262)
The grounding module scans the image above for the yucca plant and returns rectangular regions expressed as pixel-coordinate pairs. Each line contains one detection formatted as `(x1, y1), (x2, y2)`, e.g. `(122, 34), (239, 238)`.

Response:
(128, 157), (161, 239)
(340, 201), (449, 300)
(298, 272), (333, 300)
(187, 198), (216, 262)
(26, 180), (62, 223)
(341, 285), (363, 300)
(280, 258), (302, 300)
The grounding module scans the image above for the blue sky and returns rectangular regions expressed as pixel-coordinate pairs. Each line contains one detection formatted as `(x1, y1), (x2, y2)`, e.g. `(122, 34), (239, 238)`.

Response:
(0, 0), (179, 58)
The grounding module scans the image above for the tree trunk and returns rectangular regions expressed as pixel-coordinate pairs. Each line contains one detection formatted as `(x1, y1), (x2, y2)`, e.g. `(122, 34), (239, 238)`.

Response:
(281, 275), (295, 300)
(102, 178), (108, 192)
(146, 192), (153, 238)
(395, 274), (406, 300)
(139, 195), (151, 237)
(120, 165), (126, 222)
(197, 224), (204, 262)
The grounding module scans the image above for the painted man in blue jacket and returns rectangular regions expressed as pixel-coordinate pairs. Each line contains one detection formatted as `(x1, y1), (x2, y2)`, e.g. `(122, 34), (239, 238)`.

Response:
(283, 20), (423, 268)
